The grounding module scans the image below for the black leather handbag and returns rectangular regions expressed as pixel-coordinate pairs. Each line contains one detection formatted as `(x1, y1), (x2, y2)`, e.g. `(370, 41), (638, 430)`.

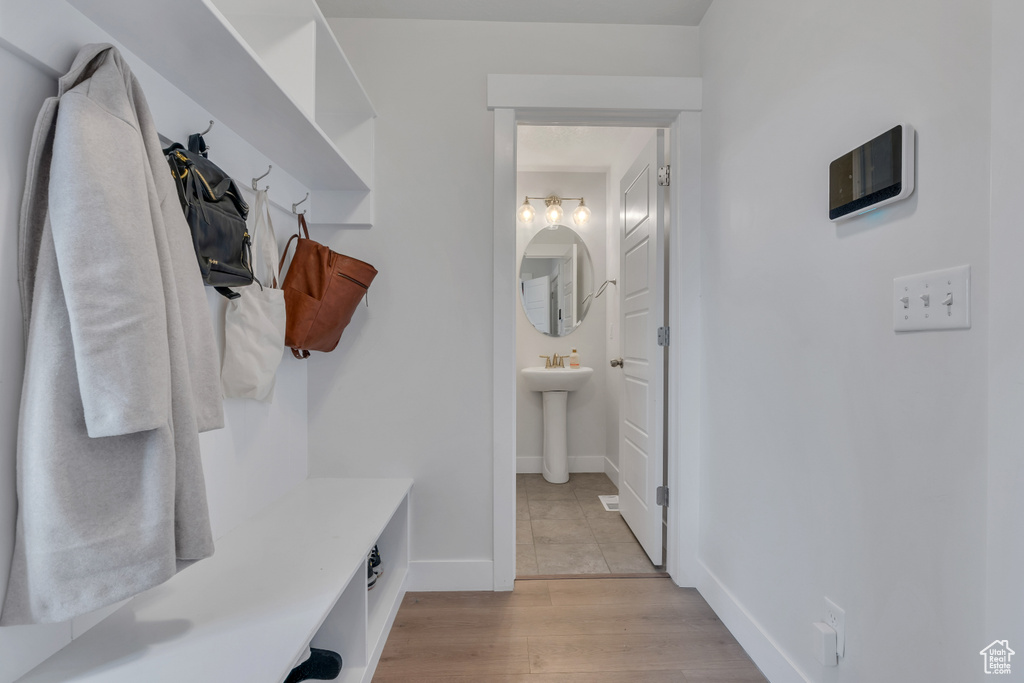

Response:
(165, 141), (254, 299)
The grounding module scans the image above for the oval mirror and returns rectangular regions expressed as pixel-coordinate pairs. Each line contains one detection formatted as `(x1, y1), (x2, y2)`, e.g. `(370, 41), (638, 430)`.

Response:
(519, 224), (594, 337)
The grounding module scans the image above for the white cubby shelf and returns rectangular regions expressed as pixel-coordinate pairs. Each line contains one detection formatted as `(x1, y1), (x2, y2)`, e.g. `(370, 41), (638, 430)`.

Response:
(17, 478), (413, 683)
(68, 0), (376, 198)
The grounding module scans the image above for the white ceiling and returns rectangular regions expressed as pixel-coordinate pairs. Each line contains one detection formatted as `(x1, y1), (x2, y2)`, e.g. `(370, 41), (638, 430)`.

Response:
(517, 126), (639, 171)
(317, 0), (713, 26)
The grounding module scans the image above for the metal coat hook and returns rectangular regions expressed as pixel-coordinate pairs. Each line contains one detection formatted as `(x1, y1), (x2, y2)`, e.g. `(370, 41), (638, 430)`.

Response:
(252, 165), (272, 192)
(189, 120), (215, 156)
(292, 192), (309, 214)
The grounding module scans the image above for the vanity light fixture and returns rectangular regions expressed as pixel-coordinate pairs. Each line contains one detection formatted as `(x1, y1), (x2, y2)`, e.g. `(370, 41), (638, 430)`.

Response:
(517, 195), (590, 227)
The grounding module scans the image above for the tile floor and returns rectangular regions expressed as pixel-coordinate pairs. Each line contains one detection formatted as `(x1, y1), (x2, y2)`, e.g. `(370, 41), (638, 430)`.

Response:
(517, 472), (663, 576)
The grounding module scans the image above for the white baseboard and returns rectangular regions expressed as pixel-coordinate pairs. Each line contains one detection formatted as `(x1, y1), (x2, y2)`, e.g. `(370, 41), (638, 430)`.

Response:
(407, 560), (494, 591)
(517, 457), (542, 473)
(516, 455), (607, 474)
(696, 562), (811, 683)
(603, 456), (619, 488)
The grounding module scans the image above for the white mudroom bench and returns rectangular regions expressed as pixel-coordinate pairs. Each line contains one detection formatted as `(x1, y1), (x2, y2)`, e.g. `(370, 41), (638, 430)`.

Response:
(17, 478), (413, 683)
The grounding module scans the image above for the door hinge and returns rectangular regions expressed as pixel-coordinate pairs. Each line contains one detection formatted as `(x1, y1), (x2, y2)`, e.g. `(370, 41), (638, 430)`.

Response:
(656, 486), (669, 507)
(657, 326), (670, 346)
(658, 165), (671, 187)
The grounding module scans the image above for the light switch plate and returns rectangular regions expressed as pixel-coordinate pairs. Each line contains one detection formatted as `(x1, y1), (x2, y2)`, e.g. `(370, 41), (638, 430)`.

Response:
(893, 265), (970, 332)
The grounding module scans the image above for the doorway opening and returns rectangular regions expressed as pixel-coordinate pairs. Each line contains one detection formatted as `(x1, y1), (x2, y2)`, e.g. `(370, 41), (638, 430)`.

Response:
(514, 125), (668, 578)
(489, 74), (702, 592)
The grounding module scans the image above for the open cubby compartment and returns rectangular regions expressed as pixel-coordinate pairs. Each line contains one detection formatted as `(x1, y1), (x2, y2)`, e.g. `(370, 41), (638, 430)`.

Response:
(309, 571), (369, 683)
(67, 0), (376, 198)
(308, 493), (410, 683)
(367, 495), (410, 648)
(210, 0), (377, 187)
(311, 18), (376, 225)
(314, 18), (375, 184)
(211, 0), (318, 117)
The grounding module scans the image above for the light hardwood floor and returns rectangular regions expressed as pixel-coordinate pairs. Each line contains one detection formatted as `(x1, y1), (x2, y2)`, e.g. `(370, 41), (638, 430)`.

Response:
(372, 578), (768, 682)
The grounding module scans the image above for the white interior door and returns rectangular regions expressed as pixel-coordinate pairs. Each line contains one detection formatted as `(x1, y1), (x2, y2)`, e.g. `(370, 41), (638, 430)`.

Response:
(618, 130), (666, 564)
(523, 275), (551, 334)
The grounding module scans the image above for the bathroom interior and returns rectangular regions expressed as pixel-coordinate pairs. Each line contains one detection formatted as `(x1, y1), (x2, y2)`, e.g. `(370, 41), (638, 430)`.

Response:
(515, 124), (665, 577)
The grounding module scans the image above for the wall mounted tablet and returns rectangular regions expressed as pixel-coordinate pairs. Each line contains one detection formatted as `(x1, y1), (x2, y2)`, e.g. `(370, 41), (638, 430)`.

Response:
(829, 124), (914, 221)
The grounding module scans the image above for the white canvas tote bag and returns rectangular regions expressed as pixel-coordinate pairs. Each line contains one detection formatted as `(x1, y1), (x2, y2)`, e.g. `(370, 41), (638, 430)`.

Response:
(221, 189), (286, 401)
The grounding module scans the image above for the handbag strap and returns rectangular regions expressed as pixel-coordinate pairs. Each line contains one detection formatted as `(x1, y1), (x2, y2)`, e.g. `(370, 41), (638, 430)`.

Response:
(280, 212), (315, 360)
(252, 189), (281, 288)
(278, 211), (311, 274)
(187, 132), (209, 158)
(279, 234), (299, 275)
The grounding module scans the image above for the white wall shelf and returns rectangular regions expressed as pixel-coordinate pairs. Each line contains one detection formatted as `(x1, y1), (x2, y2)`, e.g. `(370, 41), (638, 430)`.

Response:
(16, 478), (412, 683)
(67, 0), (376, 195)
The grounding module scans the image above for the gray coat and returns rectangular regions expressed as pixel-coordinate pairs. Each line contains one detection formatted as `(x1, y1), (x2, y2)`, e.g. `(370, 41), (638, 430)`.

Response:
(1, 44), (224, 625)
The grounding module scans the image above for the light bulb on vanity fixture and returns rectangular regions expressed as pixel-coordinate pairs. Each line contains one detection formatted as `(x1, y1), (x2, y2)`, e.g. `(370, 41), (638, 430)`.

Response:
(571, 198), (591, 225)
(516, 194), (591, 228)
(544, 196), (564, 225)
(517, 196), (537, 223)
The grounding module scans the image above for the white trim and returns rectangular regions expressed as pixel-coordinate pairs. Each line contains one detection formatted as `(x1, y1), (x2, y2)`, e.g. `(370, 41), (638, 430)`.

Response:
(487, 75), (701, 114)
(492, 107), (518, 593)
(366, 568), (409, 682)
(490, 75), (703, 599)
(516, 455), (608, 474)
(665, 111), (702, 588)
(408, 561), (495, 592)
(604, 456), (620, 490)
(516, 456), (621, 484)
(697, 562), (811, 683)
(516, 457), (543, 474)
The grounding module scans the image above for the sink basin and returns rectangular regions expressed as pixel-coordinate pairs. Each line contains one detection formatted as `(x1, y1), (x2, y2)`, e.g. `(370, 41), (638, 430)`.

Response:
(520, 366), (594, 393)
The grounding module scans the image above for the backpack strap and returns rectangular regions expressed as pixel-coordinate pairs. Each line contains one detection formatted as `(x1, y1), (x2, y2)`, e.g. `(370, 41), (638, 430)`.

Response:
(279, 234), (300, 275)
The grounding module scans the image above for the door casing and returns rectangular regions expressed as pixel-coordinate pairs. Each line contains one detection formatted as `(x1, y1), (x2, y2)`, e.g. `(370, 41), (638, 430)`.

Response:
(488, 75), (703, 590)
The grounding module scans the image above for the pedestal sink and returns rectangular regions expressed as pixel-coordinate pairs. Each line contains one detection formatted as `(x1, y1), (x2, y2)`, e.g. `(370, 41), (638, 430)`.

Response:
(521, 367), (594, 484)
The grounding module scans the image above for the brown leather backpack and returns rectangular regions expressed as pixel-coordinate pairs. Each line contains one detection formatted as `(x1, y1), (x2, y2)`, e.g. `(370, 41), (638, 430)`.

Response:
(278, 214), (377, 359)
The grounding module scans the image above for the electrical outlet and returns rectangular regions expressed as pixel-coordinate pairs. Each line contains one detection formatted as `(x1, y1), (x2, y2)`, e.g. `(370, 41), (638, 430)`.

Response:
(824, 597), (845, 658)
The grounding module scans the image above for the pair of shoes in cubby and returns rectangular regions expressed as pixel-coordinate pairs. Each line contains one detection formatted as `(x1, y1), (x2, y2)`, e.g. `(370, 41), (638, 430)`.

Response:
(284, 648), (342, 682)
(367, 545), (383, 590)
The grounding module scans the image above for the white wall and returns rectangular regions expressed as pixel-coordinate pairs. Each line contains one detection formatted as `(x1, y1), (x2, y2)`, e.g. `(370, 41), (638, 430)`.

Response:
(699, 2), (990, 682)
(0, 28), (309, 680)
(313, 18), (700, 584)
(986, 0), (1024, 656)
(516, 171), (608, 474)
